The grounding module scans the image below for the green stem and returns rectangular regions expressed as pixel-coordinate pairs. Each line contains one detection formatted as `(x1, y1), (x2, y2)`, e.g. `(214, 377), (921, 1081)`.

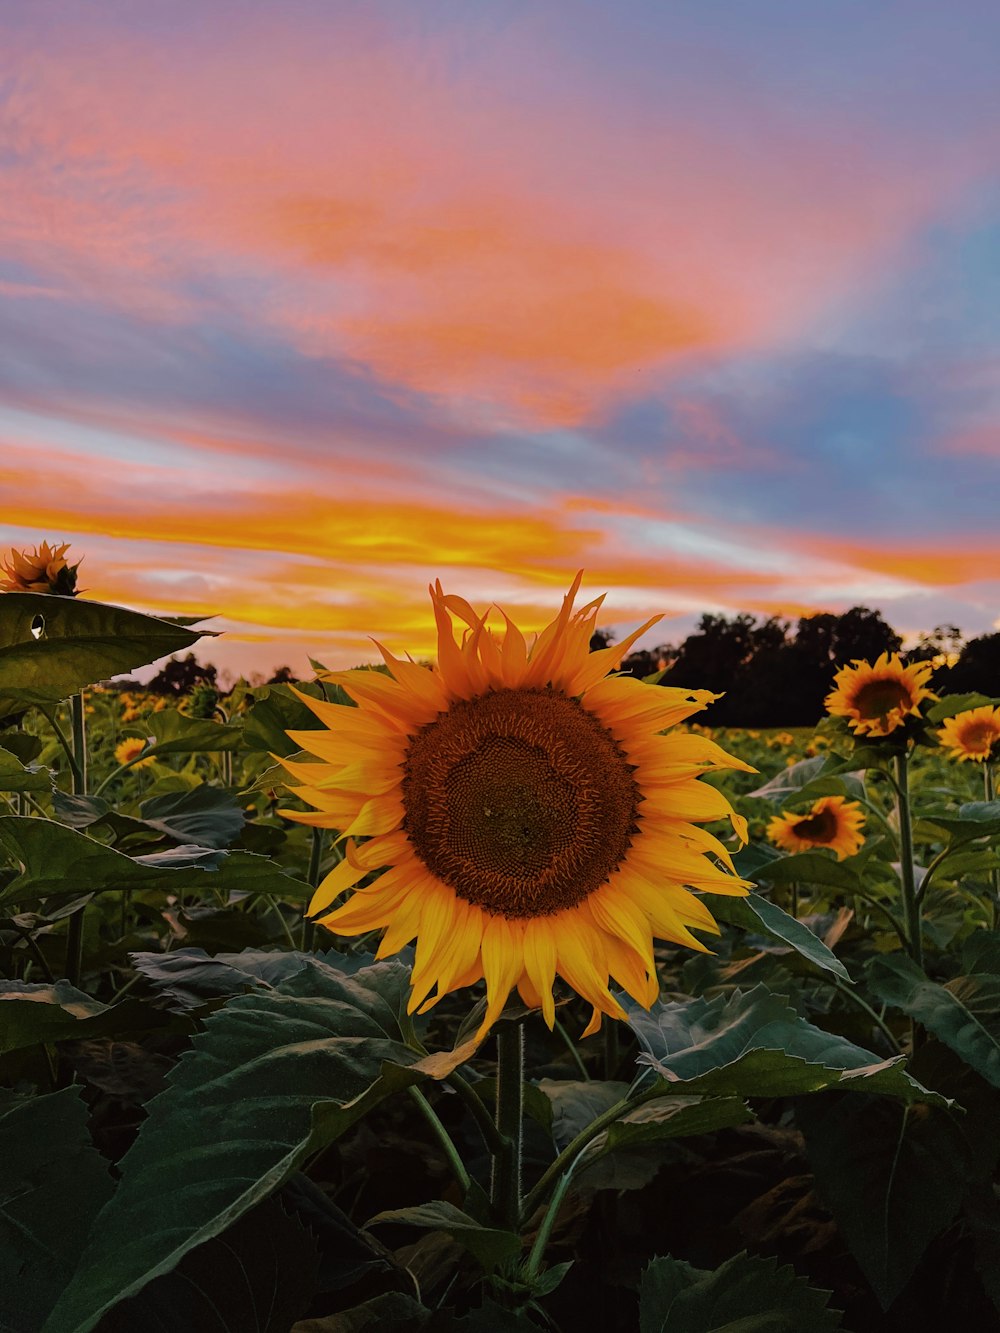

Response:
(894, 751), (922, 971)
(986, 763), (999, 928)
(445, 1071), (507, 1157)
(554, 1019), (591, 1081)
(828, 976), (901, 1054)
(524, 1145), (586, 1282)
(789, 880), (799, 920)
(93, 749), (155, 798)
(64, 693), (88, 986)
(492, 1022), (525, 1230)
(40, 706), (83, 789)
(267, 896), (298, 950)
(521, 1090), (648, 1225)
(408, 1087), (471, 1196)
(301, 827), (324, 951)
(6, 918), (55, 983)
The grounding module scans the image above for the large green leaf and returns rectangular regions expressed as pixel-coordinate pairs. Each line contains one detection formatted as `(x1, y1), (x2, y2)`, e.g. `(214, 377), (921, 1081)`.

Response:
(0, 816), (310, 904)
(926, 693), (1000, 724)
(703, 892), (851, 981)
(43, 958), (466, 1333)
(129, 945), (358, 1010)
(365, 1200), (521, 1270)
(0, 748), (51, 793)
(0, 980), (182, 1055)
(749, 851), (862, 893)
(922, 801), (1000, 845)
(137, 709), (243, 755)
(624, 985), (942, 1102)
(639, 1251), (842, 1332)
(242, 682), (328, 755)
(748, 755), (865, 808)
(798, 1093), (970, 1309)
(97, 1197), (320, 1333)
(138, 786), (246, 848)
(866, 953), (1000, 1087)
(0, 593), (207, 700)
(0, 1088), (115, 1333)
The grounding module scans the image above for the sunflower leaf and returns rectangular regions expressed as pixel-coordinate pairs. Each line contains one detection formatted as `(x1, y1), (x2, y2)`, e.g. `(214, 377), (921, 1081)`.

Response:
(866, 954), (1000, 1087)
(0, 816), (310, 904)
(797, 1093), (970, 1309)
(926, 693), (1000, 724)
(703, 891), (851, 981)
(43, 957), (449, 1333)
(0, 748), (51, 793)
(639, 1251), (843, 1332)
(747, 850), (863, 892)
(365, 1200), (521, 1271)
(623, 985), (944, 1103)
(0, 1088), (115, 1333)
(921, 801), (1000, 845)
(242, 682), (328, 755)
(135, 709), (243, 755)
(0, 593), (208, 701)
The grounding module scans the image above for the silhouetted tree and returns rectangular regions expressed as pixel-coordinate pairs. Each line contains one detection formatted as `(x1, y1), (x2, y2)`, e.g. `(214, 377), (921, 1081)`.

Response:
(267, 665), (297, 684)
(947, 632), (1000, 696)
(146, 653), (218, 697)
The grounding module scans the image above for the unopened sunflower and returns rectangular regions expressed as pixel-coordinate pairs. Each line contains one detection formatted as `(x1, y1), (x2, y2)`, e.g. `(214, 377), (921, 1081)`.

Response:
(936, 706), (1000, 763)
(767, 795), (865, 860)
(0, 541), (81, 596)
(825, 652), (934, 738)
(283, 575), (752, 1037)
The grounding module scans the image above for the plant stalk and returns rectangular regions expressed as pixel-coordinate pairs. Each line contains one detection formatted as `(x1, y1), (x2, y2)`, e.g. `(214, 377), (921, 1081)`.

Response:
(893, 750), (922, 971)
(408, 1086), (472, 1196)
(491, 1021), (525, 1230)
(64, 692), (89, 986)
(986, 762), (999, 928)
(301, 827), (324, 951)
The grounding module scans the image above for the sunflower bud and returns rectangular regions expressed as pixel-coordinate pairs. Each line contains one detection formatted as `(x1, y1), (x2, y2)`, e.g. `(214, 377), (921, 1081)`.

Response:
(0, 541), (82, 596)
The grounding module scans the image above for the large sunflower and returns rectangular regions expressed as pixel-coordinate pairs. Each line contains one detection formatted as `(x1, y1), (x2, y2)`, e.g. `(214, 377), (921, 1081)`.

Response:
(282, 575), (752, 1037)
(936, 706), (1000, 763)
(825, 652), (934, 738)
(767, 795), (865, 860)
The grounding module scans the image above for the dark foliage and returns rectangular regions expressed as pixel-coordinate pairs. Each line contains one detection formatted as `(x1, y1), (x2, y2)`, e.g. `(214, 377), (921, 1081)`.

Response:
(145, 653), (218, 697)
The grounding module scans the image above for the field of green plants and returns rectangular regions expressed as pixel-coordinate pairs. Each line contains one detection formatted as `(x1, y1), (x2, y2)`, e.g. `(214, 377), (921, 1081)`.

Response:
(3, 580), (1000, 1333)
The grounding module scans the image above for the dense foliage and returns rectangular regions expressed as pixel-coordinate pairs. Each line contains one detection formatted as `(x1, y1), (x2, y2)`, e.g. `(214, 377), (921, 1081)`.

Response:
(3, 589), (1000, 1332)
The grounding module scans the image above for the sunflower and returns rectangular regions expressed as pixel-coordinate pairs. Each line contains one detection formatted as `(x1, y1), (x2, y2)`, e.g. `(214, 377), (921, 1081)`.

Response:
(936, 706), (1000, 763)
(0, 541), (80, 595)
(282, 574), (753, 1037)
(767, 795), (865, 860)
(114, 737), (154, 770)
(825, 652), (934, 738)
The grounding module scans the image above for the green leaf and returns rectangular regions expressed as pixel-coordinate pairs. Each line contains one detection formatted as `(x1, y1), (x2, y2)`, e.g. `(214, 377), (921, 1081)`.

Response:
(97, 1198), (319, 1333)
(747, 755), (830, 801)
(139, 709), (242, 755)
(0, 1088), (115, 1333)
(0, 980), (182, 1055)
(242, 683), (328, 755)
(129, 945), (347, 1010)
(798, 1093), (969, 1309)
(922, 801), (1000, 845)
(0, 732), (44, 764)
(0, 593), (208, 701)
(43, 958), (455, 1333)
(138, 786), (246, 848)
(704, 892), (851, 981)
(0, 816), (310, 905)
(962, 929), (1000, 975)
(537, 1079), (628, 1149)
(0, 747), (51, 792)
(748, 755), (865, 808)
(624, 985), (942, 1103)
(926, 693), (1000, 724)
(866, 953), (1000, 1088)
(293, 1291), (434, 1331)
(749, 850), (862, 893)
(639, 1251), (842, 1332)
(366, 1200), (521, 1271)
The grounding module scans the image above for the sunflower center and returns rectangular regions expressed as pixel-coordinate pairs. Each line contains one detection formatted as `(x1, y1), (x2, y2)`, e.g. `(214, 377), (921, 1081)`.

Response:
(401, 687), (640, 918)
(959, 721), (998, 753)
(791, 806), (838, 843)
(853, 678), (911, 720)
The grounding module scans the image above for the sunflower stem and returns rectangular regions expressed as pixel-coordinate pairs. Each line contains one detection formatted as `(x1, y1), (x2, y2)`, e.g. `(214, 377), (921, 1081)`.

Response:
(445, 1071), (507, 1157)
(491, 1021), (525, 1230)
(986, 763), (1000, 928)
(408, 1086), (471, 1197)
(554, 1019), (591, 1081)
(64, 692), (89, 988)
(893, 749), (925, 1051)
(302, 827), (324, 951)
(524, 1144), (587, 1283)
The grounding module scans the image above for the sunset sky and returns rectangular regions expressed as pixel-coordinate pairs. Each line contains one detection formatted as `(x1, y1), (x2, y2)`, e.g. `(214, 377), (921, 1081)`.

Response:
(3, 1), (1000, 679)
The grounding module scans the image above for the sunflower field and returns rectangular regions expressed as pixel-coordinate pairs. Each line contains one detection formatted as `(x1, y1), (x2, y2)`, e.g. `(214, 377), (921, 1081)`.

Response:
(4, 560), (1000, 1333)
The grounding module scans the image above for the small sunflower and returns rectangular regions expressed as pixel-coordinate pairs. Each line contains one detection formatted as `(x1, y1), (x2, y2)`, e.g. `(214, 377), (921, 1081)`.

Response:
(283, 575), (753, 1037)
(0, 541), (81, 596)
(825, 652), (934, 738)
(768, 795), (865, 860)
(114, 737), (154, 770)
(936, 706), (1000, 763)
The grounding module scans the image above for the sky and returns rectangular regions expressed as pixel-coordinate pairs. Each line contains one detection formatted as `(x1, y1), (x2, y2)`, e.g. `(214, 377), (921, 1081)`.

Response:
(2, 0), (1000, 680)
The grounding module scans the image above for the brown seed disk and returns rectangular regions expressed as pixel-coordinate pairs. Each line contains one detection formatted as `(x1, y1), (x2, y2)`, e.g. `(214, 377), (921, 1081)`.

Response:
(790, 806), (839, 844)
(852, 678), (912, 719)
(402, 687), (641, 918)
